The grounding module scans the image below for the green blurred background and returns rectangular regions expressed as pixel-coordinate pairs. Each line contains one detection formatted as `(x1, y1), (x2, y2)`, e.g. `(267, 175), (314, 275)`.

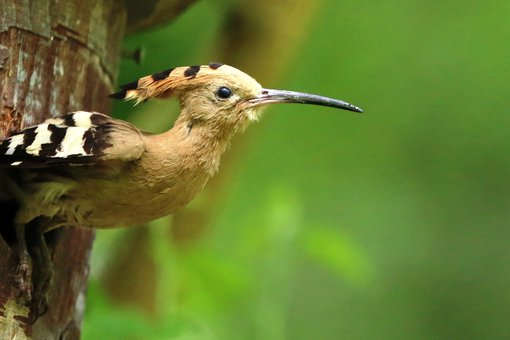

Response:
(83, 1), (510, 339)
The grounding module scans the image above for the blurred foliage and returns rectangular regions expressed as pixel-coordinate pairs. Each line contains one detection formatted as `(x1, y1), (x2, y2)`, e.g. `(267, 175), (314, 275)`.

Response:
(83, 0), (510, 339)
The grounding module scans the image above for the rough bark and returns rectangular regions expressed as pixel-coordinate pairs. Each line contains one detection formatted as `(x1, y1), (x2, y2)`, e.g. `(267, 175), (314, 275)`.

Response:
(0, 0), (125, 338)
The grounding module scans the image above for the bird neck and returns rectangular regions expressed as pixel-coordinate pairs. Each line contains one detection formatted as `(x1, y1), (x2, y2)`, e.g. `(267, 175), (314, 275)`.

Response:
(164, 114), (236, 175)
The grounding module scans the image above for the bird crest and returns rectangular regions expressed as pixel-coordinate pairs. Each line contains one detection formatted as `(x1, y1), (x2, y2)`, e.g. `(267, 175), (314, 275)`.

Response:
(110, 62), (255, 104)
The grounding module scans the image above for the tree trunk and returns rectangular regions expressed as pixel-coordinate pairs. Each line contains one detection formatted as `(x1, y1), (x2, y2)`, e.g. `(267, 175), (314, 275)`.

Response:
(0, 0), (125, 338)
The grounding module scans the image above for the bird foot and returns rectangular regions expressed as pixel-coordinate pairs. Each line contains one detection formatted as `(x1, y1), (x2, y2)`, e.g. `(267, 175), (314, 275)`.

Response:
(31, 251), (53, 320)
(14, 222), (53, 321)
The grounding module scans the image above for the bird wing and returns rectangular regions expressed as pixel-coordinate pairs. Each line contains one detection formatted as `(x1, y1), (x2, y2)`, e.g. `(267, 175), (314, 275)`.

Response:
(0, 111), (145, 168)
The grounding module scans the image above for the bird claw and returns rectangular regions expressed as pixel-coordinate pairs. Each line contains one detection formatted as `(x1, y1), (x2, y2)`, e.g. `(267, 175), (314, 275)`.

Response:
(14, 222), (53, 319)
(31, 258), (53, 319)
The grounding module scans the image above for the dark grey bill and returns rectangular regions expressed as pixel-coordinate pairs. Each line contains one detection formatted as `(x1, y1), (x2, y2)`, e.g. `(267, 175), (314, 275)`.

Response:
(248, 88), (363, 113)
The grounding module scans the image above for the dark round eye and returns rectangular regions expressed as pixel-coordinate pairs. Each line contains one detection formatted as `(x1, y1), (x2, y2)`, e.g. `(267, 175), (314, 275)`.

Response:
(216, 86), (232, 99)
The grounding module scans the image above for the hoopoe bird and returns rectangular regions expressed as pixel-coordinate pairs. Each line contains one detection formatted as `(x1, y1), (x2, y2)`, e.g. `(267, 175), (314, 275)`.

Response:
(0, 63), (362, 303)
(1, 63), (362, 231)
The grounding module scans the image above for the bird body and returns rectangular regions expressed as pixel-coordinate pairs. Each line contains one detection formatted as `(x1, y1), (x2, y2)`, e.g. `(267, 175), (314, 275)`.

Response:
(7, 110), (233, 229)
(1, 63), (363, 231)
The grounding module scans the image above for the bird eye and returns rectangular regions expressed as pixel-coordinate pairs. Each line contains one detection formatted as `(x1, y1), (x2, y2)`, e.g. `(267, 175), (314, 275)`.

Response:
(216, 86), (232, 99)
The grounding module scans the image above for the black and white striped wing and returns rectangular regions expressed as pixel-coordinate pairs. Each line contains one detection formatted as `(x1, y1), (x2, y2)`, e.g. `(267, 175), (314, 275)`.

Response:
(0, 111), (145, 168)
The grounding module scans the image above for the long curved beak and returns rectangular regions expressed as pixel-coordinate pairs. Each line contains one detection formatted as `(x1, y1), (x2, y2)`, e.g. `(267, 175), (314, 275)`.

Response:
(247, 88), (363, 113)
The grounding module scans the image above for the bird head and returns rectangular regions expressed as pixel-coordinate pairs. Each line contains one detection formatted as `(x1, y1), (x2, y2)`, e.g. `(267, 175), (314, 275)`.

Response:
(111, 62), (363, 132)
